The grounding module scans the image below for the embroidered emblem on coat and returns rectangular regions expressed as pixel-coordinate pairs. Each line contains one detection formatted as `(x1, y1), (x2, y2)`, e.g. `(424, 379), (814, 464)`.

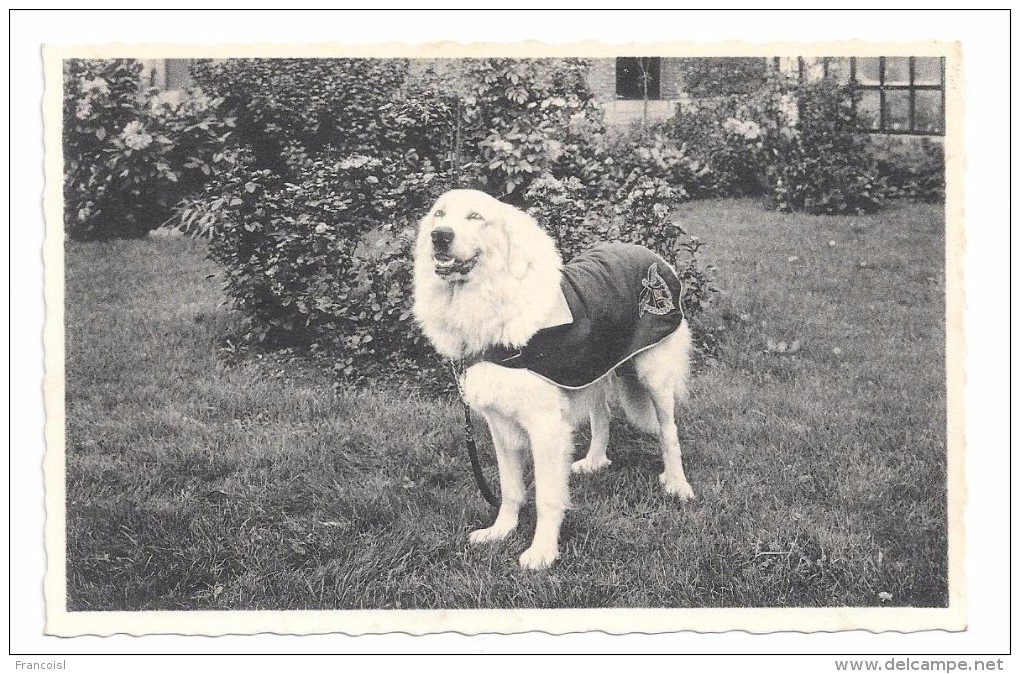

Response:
(639, 263), (675, 316)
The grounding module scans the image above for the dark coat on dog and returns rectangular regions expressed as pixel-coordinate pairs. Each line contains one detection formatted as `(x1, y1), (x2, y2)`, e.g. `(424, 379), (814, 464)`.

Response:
(484, 242), (685, 389)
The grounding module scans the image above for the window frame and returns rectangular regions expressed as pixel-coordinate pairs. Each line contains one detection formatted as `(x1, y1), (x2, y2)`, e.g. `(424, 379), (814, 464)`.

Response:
(814, 56), (946, 136)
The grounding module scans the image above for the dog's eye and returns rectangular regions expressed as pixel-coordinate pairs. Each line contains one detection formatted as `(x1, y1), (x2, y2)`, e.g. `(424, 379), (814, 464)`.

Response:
(434, 209), (445, 218)
(466, 211), (483, 221)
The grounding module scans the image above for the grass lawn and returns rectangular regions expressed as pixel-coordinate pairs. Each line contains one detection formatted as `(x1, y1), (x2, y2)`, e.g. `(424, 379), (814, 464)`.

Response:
(64, 198), (947, 610)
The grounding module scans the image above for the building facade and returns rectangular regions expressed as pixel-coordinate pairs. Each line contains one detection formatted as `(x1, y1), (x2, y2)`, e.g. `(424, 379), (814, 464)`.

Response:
(139, 56), (946, 139)
(587, 56), (945, 138)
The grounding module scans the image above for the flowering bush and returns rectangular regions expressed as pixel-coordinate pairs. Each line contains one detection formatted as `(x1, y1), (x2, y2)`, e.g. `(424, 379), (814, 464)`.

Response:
(666, 97), (763, 198)
(456, 59), (601, 202)
(669, 75), (882, 215)
(64, 59), (157, 239)
(63, 59), (235, 240)
(150, 89), (236, 200)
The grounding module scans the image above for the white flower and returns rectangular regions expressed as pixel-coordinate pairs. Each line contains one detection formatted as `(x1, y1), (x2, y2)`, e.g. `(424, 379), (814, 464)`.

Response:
(314, 223), (329, 235)
(779, 93), (799, 124)
(337, 154), (378, 170)
(120, 120), (152, 150)
(567, 111), (588, 133)
(723, 117), (762, 141)
(545, 139), (564, 161)
(148, 90), (185, 115)
(75, 100), (93, 120)
(80, 77), (110, 96)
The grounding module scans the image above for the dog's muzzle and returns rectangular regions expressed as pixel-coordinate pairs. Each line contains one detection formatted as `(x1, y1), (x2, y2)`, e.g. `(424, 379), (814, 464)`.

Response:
(433, 250), (479, 278)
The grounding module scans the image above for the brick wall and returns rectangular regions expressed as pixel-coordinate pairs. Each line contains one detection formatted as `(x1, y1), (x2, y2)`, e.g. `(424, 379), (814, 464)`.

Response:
(587, 59), (617, 99)
(139, 58), (194, 90)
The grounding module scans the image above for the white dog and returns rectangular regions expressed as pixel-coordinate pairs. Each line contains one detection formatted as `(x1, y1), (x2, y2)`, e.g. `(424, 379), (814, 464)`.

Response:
(413, 189), (695, 570)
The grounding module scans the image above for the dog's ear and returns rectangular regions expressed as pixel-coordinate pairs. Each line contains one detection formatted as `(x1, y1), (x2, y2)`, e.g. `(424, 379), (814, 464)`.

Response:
(498, 202), (542, 279)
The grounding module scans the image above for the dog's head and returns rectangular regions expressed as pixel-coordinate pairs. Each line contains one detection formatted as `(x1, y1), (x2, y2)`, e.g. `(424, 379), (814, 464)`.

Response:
(415, 189), (544, 284)
(413, 189), (563, 359)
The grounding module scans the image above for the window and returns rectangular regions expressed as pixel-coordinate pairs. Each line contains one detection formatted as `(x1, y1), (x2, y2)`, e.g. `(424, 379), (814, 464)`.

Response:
(615, 57), (661, 100)
(804, 56), (945, 135)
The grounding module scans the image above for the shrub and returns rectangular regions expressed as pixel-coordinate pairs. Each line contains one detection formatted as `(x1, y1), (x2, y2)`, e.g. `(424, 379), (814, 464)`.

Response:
(670, 75), (882, 215)
(63, 59), (162, 239)
(193, 58), (716, 384)
(869, 136), (945, 203)
(456, 58), (603, 202)
(765, 78), (883, 214)
(190, 59), (452, 380)
(200, 148), (448, 379)
(677, 57), (769, 97)
(148, 88), (237, 209)
(63, 59), (235, 240)
(190, 59), (412, 172)
(666, 97), (766, 198)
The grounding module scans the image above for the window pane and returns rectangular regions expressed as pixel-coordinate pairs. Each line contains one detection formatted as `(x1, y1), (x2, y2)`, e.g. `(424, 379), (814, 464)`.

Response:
(859, 90), (882, 130)
(914, 90), (944, 134)
(884, 57), (911, 85)
(777, 57), (799, 77)
(825, 57), (852, 83)
(802, 57), (825, 81)
(884, 89), (911, 131)
(914, 57), (943, 85)
(856, 57), (881, 84)
(615, 57), (661, 100)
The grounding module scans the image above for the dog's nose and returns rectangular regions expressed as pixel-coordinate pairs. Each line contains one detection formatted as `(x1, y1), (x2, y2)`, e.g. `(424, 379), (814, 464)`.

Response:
(431, 227), (454, 249)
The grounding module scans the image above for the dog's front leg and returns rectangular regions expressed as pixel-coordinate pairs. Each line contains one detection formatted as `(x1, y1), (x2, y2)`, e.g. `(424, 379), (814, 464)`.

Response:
(469, 412), (525, 544)
(519, 412), (572, 570)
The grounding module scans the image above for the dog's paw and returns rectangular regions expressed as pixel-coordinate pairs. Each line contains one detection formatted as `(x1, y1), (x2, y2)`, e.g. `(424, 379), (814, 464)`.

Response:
(571, 456), (612, 474)
(469, 524), (515, 545)
(518, 545), (559, 571)
(659, 472), (695, 501)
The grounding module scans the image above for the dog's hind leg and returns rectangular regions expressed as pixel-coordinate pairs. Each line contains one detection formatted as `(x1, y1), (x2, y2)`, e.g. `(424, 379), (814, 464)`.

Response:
(469, 412), (526, 544)
(635, 324), (695, 501)
(571, 385), (612, 474)
(646, 384), (695, 501)
(519, 411), (573, 570)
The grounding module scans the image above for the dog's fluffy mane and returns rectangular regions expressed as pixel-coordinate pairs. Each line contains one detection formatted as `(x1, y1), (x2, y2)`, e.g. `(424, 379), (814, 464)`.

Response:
(412, 191), (564, 360)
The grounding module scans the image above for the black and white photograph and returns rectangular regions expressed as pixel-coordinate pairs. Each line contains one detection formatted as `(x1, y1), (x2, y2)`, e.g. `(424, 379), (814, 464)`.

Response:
(41, 40), (965, 636)
(20, 7), (1009, 652)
